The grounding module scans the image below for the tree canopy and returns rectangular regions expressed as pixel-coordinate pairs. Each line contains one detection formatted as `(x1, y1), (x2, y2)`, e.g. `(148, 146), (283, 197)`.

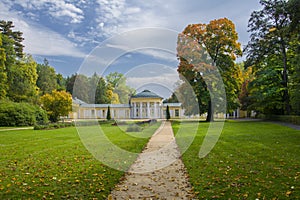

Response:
(177, 18), (242, 121)
(244, 0), (300, 115)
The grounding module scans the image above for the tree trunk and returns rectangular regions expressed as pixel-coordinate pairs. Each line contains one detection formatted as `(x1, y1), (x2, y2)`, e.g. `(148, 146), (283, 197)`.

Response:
(206, 100), (214, 122)
(281, 40), (291, 115)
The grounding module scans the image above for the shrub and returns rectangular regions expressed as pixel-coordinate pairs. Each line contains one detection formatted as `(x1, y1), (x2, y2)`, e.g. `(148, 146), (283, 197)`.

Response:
(0, 100), (48, 126)
(126, 124), (142, 132)
(264, 115), (300, 125)
(33, 122), (74, 130)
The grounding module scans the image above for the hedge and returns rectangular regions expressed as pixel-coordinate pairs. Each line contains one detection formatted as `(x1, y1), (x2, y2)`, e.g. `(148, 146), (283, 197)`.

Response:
(265, 115), (300, 125)
(0, 100), (48, 126)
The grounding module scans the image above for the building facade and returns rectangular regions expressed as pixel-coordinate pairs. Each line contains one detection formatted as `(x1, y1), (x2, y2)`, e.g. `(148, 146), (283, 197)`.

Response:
(71, 90), (184, 119)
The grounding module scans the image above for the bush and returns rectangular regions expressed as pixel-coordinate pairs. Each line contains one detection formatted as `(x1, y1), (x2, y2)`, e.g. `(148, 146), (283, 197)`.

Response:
(126, 124), (142, 132)
(0, 100), (48, 127)
(264, 115), (300, 125)
(33, 122), (74, 130)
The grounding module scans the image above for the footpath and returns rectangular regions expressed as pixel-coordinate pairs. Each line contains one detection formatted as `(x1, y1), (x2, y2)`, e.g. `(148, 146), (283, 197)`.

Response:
(0, 127), (33, 131)
(109, 121), (196, 199)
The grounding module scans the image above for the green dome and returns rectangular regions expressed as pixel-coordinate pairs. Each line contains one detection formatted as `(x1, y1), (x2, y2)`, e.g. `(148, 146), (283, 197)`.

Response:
(131, 90), (162, 99)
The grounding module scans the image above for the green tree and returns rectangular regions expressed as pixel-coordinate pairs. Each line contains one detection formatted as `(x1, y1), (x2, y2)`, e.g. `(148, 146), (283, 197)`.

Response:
(7, 55), (39, 102)
(41, 90), (72, 122)
(0, 33), (7, 99)
(166, 105), (170, 120)
(36, 59), (58, 95)
(0, 20), (24, 58)
(245, 0), (293, 115)
(289, 39), (300, 115)
(106, 106), (111, 121)
(178, 18), (242, 121)
(106, 72), (135, 104)
(248, 55), (285, 114)
(66, 74), (89, 103)
(95, 76), (110, 104)
(56, 73), (66, 91)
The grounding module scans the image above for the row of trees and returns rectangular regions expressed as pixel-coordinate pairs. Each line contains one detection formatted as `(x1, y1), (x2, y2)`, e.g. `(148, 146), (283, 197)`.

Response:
(0, 20), (73, 123)
(66, 72), (135, 105)
(167, 0), (299, 120)
(0, 20), (134, 123)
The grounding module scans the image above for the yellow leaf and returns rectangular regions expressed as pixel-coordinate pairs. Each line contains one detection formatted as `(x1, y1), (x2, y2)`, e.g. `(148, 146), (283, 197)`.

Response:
(286, 191), (292, 196)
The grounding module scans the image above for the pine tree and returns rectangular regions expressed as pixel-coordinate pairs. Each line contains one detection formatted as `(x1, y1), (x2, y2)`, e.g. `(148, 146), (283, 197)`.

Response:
(166, 105), (171, 121)
(106, 106), (111, 121)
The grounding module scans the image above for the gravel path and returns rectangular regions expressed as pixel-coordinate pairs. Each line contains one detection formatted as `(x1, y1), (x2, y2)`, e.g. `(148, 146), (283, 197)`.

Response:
(109, 121), (196, 200)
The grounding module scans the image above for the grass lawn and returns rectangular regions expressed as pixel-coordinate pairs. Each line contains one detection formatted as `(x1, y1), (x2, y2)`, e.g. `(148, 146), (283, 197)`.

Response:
(0, 122), (160, 199)
(173, 120), (300, 199)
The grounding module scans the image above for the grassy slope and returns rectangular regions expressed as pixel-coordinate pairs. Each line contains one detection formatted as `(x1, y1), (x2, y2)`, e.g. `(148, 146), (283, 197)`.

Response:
(0, 122), (160, 199)
(172, 120), (300, 199)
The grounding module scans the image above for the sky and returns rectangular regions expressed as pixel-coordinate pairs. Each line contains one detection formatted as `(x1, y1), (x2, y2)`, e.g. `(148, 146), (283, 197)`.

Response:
(1, 0), (262, 97)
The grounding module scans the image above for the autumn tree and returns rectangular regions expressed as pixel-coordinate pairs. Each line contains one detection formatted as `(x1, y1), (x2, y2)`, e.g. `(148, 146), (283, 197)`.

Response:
(41, 90), (72, 122)
(178, 18), (242, 121)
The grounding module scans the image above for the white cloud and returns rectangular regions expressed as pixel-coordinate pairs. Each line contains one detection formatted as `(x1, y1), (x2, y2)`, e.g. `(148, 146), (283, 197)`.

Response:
(0, 2), (85, 57)
(2, 0), (85, 24)
(101, 28), (179, 62)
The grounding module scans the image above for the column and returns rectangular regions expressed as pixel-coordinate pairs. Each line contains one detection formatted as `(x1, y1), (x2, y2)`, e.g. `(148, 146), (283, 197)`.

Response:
(139, 102), (142, 118)
(154, 102), (157, 118)
(133, 102), (136, 118)
(147, 102), (150, 118)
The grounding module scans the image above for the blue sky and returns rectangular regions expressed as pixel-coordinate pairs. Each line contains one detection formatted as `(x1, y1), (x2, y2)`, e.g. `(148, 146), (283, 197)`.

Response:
(1, 0), (262, 97)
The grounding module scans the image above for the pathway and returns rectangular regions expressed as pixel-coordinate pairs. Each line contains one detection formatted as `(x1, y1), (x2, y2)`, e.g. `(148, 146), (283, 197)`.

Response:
(109, 121), (196, 199)
(269, 121), (300, 131)
(0, 127), (33, 132)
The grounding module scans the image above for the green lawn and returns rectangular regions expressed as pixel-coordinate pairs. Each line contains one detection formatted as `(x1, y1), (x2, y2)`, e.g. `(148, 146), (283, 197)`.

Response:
(0, 122), (160, 199)
(173, 120), (300, 199)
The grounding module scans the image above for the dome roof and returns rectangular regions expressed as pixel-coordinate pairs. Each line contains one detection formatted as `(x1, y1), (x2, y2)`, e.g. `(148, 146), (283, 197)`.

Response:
(131, 90), (163, 99)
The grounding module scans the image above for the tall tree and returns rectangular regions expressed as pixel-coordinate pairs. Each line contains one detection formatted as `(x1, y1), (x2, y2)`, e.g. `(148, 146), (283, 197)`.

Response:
(36, 59), (58, 95)
(95, 76), (110, 104)
(66, 74), (89, 103)
(166, 105), (170, 120)
(106, 106), (111, 121)
(244, 0), (292, 114)
(7, 55), (39, 102)
(248, 55), (285, 114)
(106, 72), (135, 104)
(0, 33), (7, 99)
(178, 18), (242, 121)
(0, 20), (24, 58)
(56, 73), (66, 91)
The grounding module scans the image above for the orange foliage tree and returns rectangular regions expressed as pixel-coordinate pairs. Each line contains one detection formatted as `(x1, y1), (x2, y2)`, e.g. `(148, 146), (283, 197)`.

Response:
(177, 18), (242, 121)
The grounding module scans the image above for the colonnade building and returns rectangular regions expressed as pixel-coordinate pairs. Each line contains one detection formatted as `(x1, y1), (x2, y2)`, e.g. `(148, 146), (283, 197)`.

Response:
(71, 90), (184, 119)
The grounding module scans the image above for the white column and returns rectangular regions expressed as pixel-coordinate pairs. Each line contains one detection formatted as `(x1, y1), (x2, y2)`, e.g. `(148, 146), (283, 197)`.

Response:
(154, 102), (157, 118)
(140, 102), (142, 118)
(133, 102), (136, 118)
(147, 102), (150, 118)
